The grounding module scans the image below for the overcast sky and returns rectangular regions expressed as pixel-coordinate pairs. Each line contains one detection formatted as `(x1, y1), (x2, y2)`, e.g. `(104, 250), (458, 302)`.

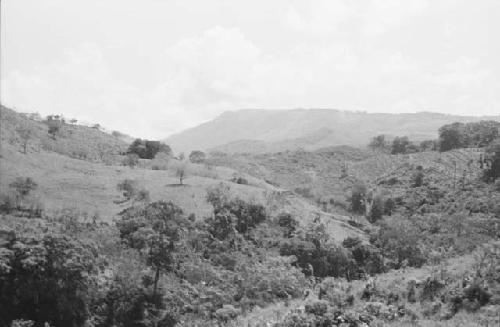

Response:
(1, 0), (499, 139)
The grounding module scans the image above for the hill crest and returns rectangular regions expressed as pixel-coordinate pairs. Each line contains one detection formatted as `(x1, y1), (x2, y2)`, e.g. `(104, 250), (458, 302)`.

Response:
(165, 109), (500, 153)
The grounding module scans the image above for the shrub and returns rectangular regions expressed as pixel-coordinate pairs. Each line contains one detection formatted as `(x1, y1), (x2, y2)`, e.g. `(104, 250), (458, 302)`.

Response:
(413, 166), (425, 187)
(277, 213), (299, 237)
(370, 218), (426, 269)
(189, 150), (206, 164)
(117, 179), (139, 200)
(294, 187), (314, 199)
(231, 176), (248, 185)
(391, 136), (411, 154)
(9, 177), (37, 197)
(123, 153), (139, 168)
(368, 195), (384, 222)
(350, 182), (367, 214)
(280, 223), (355, 278)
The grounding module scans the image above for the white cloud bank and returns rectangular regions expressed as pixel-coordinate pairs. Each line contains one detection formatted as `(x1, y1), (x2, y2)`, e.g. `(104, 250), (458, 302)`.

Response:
(2, 0), (499, 138)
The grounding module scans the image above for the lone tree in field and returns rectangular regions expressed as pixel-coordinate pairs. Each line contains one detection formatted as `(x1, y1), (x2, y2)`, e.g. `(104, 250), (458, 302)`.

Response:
(175, 163), (187, 184)
(16, 125), (33, 154)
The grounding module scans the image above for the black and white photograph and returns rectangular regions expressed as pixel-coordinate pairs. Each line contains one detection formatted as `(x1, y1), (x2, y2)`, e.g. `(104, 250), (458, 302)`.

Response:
(0, 0), (499, 326)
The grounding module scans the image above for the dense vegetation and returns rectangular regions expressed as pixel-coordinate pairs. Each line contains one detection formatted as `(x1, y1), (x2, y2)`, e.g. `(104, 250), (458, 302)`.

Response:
(1, 107), (500, 326)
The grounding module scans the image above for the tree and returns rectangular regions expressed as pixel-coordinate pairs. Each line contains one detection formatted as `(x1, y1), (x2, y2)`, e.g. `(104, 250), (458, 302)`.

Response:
(391, 136), (410, 154)
(420, 139), (438, 152)
(175, 163), (187, 184)
(438, 123), (464, 152)
(412, 165), (424, 187)
(16, 125), (33, 154)
(46, 115), (63, 140)
(189, 150), (206, 164)
(0, 233), (98, 326)
(277, 213), (299, 237)
(117, 201), (190, 297)
(368, 135), (388, 151)
(483, 139), (500, 182)
(128, 139), (172, 159)
(9, 177), (37, 197)
(368, 195), (384, 222)
(350, 182), (367, 214)
(123, 153), (139, 169)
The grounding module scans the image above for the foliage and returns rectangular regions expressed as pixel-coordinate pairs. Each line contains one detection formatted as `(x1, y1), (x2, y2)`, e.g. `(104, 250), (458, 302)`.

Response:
(0, 231), (98, 327)
(9, 177), (38, 197)
(205, 187), (267, 239)
(391, 136), (411, 154)
(117, 201), (191, 296)
(483, 139), (500, 181)
(280, 222), (355, 278)
(439, 120), (500, 151)
(16, 125), (33, 154)
(277, 213), (299, 238)
(413, 165), (425, 187)
(370, 218), (426, 269)
(368, 194), (384, 222)
(189, 150), (206, 164)
(349, 182), (367, 214)
(123, 153), (139, 168)
(128, 139), (172, 159)
(368, 135), (388, 151)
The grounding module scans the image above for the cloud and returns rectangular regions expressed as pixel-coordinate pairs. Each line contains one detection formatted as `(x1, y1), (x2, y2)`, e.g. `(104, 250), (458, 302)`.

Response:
(3, 1), (499, 139)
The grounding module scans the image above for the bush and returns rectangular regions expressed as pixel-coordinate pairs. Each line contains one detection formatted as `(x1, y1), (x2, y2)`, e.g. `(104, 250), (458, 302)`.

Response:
(189, 150), (206, 164)
(277, 213), (298, 238)
(231, 176), (248, 185)
(370, 218), (426, 269)
(368, 195), (384, 222)
(123, 153), (139, 168)
(117, 179), (139, 200)
(9, 177), (37, 197)
(117, 180), (149, 202)
(128, 139), (172, 159)
(280, 223), (355, 278)
(350, 183), (367, 214)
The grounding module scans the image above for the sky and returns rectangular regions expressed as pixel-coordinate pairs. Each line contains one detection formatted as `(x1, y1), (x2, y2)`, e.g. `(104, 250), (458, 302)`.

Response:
(1, 0), (499, 139)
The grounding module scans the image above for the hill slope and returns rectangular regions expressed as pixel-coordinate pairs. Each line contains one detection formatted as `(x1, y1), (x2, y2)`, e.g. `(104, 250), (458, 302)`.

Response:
(0, 106), (129, 161)
(0, 107), (365, 242)
(165, 109), (500, 153)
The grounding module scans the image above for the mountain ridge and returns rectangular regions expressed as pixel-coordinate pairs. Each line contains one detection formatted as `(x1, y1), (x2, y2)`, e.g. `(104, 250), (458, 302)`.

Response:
(165, 108), (500, 153)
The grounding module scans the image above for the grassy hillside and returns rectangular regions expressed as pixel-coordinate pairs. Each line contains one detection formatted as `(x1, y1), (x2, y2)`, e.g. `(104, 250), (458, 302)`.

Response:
(0, 107), (364, 242)
(165, 109), (500, 153)
(0, 105), (128, 161)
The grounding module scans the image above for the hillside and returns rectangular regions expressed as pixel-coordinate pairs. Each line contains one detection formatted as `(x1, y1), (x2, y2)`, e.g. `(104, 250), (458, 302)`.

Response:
(2, 106), (500, 327)
(0, 106), (364, 241)
(165, 109), (500, 153)
(0, 105), (129, 161)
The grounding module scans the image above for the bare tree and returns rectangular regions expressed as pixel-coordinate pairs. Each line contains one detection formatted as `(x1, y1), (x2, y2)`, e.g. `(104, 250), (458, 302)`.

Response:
(16, 125), (33, 154)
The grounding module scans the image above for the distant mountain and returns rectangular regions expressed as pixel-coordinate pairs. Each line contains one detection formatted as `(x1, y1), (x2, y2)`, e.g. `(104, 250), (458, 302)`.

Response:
(165, 109), (500, 153)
